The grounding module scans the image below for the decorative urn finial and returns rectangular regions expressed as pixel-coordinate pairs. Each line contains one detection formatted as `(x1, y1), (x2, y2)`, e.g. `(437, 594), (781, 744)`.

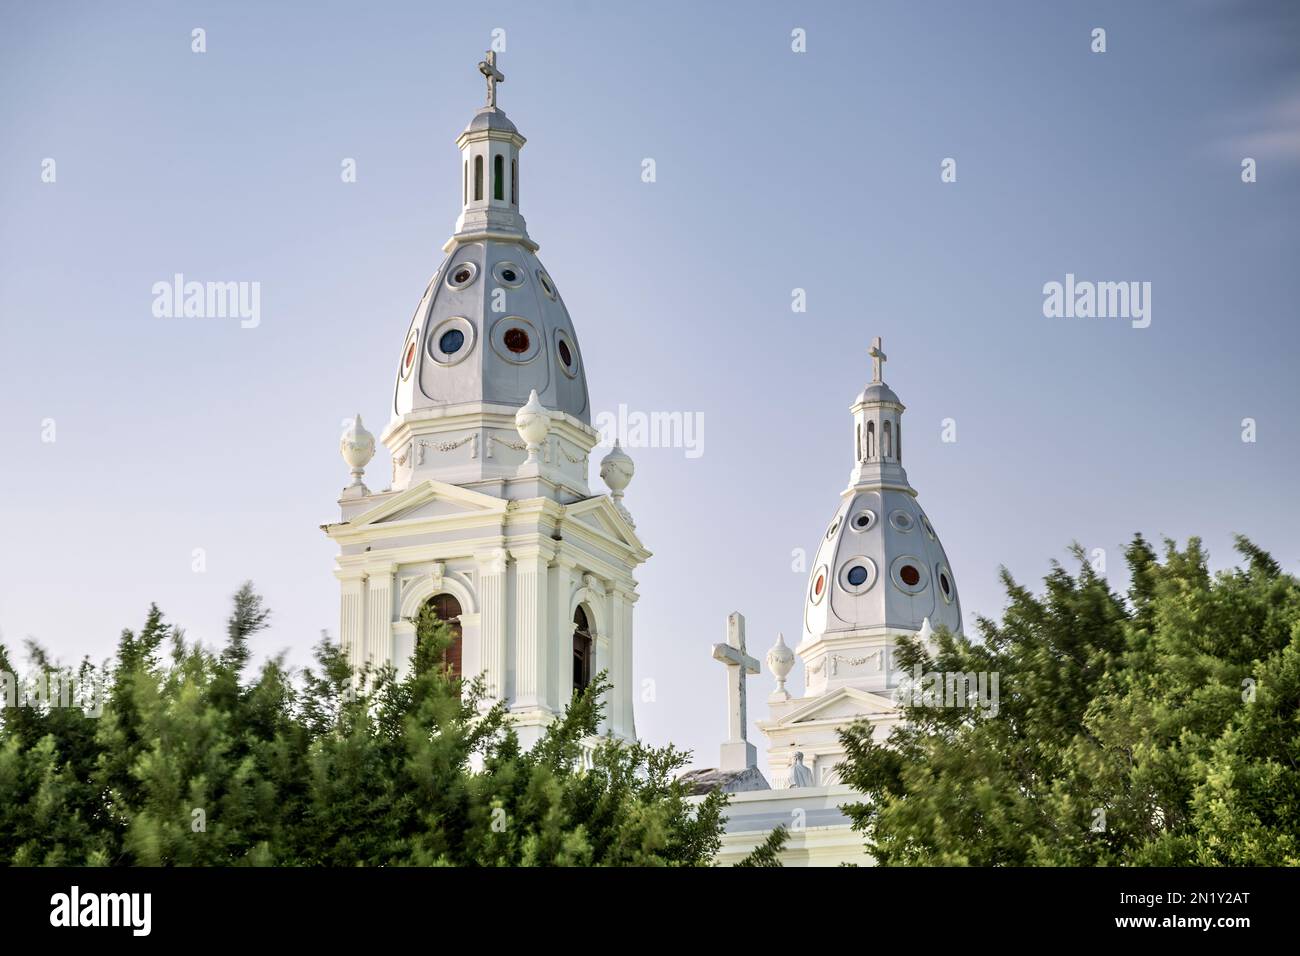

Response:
(514, 389), (551, 464)
(766, 632), (795, 700)
(340, 413), (375, 494)
(599, 440), (636, 526)
(917, 616), (933, 644)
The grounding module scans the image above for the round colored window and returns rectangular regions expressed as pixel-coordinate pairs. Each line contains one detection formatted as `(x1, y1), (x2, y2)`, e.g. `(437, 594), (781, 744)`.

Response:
(453, 268), (472, 284)
(940, 572), (951, 595)
(900, 565), (921, 586)
(558, 339), (573, 367)
(404, 342), (416, 369)
(846, 565), (869, 586)
(439, 328), (465, 355)
(814, 572), (826, 596)
(504, 328), (530, 354)
(501, 267), (517, 282)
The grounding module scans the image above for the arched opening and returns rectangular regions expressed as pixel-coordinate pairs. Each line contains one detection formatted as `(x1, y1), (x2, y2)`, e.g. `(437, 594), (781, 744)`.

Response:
(473, 156), (483, 201)
(463, 160), (467, 205)
(422, 593), (463, 678)
(896, 420), (902, 461)
(511, 159), (518, 206)
(572, 606), (594, 695)
(866, 421), (876, 459)
(883, 421), (892, 459)
(493, 154), (504, 201)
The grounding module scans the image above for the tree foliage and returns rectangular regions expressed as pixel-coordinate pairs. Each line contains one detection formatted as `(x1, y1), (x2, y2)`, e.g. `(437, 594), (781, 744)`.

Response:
(840, 536), (1300, 865)
(0, 587), (727, 866)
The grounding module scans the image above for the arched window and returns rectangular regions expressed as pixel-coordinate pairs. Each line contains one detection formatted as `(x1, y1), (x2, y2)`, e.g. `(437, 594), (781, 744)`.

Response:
(896, 421), (902, 462)
(572, 606), (593, 695)
(866, 421), (876, 459)
(473, 156), (483, 201)
(422, 593), (462, 678)
(494, 154), (504, 201)
(855, 424), (862, 462)
(463, 160), (468, 205)
(883, 421), (892, 459)
(511, 159), (518, 206)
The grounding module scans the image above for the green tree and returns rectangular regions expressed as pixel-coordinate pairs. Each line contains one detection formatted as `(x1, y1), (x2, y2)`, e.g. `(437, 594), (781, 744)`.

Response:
(0, 585), (729, 866)
(839, 535), (1300, 866)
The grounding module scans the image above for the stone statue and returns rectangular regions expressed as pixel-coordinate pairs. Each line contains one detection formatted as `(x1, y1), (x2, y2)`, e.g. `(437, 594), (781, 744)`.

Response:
(788, 751), (815, 788)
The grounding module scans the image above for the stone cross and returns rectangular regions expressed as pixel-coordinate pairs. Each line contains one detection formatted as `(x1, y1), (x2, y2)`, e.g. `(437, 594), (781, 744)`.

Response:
(478, 50), (504, 108)
(869, 336), (887, 383)
(712, 611), (759, 771)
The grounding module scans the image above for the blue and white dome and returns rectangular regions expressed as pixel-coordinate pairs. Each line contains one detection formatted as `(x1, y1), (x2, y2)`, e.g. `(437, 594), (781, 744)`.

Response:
(392, 239), (590, 424)
(390, 78), (590, 425)
(802, 340), (962, 644)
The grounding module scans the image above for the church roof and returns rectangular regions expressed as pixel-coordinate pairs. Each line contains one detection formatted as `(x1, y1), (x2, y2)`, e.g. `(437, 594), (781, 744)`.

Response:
(854, 382), (901, 406)
(390, 54), (591, 424)
(391, 242), (591, 423)
(462, 107), (519, 135)
(802, 340), (962, 643)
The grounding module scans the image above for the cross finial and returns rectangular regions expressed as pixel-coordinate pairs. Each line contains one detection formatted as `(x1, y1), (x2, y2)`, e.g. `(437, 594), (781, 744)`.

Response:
(869, 336), (887, 383)
(478, 50), (504, 108)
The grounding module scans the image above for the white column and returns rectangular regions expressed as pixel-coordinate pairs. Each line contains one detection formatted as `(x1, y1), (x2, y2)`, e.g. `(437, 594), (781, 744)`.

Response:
(474, 548), (509, 702)
(550, 556), (579, 711)
(610, 585), (637, 740)
(364, 565), (395, 668)
(511, 544), (554, 709)
(338, 570), (366, 676)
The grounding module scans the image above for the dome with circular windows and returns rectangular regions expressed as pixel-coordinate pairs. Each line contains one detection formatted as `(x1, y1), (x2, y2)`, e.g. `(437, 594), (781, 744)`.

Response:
(802, 343), (961, 645)
(392, 239), (589, 424)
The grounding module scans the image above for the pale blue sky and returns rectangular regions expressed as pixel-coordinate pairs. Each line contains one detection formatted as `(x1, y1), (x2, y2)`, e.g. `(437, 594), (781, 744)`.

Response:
(2, 0), (1298, 773)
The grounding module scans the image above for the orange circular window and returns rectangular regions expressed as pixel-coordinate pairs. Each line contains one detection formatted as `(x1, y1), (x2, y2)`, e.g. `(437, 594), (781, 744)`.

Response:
(814, 572), (826, 596)
(504, 328), (530, 354)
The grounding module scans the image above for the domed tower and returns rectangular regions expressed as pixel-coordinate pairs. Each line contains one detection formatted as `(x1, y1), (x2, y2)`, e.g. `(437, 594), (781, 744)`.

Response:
(385, 50), (592, 499)
(760, 338), (961, 787)
(324, 52), (649, 750)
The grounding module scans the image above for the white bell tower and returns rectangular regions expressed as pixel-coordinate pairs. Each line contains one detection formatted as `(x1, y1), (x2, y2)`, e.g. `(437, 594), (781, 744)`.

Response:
(758, 339), (962, 786)
(323, 52), (650, 749)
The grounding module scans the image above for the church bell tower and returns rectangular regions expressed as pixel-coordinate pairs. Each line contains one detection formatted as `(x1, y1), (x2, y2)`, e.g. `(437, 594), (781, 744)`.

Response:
(324, 52), (649, 748)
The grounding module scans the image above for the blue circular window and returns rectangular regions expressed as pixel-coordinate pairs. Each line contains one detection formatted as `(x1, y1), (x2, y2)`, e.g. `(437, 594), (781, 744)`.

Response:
(439, 328), (465, 354)
(846, 565), (869, 587)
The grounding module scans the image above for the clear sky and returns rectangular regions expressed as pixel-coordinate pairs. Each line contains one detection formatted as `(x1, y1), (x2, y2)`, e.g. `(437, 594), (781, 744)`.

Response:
(2, 0), (1298, 775)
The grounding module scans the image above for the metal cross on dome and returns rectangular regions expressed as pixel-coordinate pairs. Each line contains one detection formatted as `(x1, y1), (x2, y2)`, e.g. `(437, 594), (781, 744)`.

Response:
(869, 336), (887, 383)
(479, 50), (504, 108)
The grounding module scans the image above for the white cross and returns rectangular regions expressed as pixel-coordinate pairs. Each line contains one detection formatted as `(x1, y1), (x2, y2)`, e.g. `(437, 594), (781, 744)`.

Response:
(478, 50), (504, 108)
(869, 336), (887, 383)
(712, 612), (759, 751)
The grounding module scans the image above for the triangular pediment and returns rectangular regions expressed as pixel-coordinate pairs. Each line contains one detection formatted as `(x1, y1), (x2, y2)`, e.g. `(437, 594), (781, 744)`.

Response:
(773, 686), (900, 728)
(564, 496), (646, 553)
(344, 479), (507, 530)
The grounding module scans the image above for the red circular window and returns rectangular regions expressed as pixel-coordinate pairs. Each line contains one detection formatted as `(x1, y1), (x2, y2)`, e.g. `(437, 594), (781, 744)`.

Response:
(404, 342), (416, 369)
(504, 328), (530, 354)
(814, 572), (826, 596)
(900, 565), (921, 587)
